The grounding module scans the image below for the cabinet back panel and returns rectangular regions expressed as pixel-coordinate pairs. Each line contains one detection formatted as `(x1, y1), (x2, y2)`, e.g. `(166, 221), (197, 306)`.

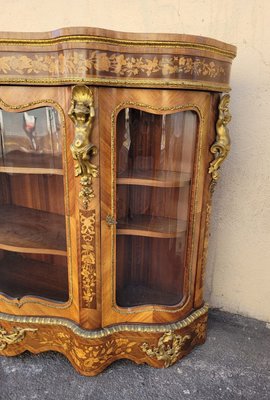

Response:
(8, 174), (65, 215)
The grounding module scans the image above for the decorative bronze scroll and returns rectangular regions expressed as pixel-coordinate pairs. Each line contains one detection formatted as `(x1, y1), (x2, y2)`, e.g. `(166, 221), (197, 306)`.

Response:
(69, 85), (98, 209)
(141, 331), (190, 367)
(209, 94), (231, 190)
(0, 326), (37, 350)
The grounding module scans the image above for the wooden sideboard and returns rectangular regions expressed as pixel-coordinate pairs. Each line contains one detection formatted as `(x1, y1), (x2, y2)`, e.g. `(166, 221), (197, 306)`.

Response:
(0, 27), (236, 376)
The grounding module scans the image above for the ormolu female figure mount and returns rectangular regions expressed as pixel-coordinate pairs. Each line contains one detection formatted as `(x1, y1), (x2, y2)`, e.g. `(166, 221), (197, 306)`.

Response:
(69, 85), (98, 209)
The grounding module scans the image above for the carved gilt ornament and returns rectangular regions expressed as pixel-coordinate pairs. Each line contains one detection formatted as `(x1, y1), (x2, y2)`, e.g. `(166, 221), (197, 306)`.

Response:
(0, 326), (37, 350)
(69, 84), (98, 209)
(141, 331), (190, 367)
(208, 94), (231, 190)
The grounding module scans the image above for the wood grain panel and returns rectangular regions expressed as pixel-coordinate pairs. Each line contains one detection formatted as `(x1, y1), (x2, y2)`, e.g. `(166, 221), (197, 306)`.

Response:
(0, 252), (68, 302)
(0, 205), (66, 255)
(8, 174), (65, 215)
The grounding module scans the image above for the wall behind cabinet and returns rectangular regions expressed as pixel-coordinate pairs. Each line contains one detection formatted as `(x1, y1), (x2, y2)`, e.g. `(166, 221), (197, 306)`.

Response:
(0, 0), (269, 322)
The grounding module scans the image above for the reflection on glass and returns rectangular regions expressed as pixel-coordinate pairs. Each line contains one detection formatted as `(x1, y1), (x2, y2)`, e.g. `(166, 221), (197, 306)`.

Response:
(0, 106), (68, 303)
(0, 107), (62, 171)
(116, 108), (197, 307)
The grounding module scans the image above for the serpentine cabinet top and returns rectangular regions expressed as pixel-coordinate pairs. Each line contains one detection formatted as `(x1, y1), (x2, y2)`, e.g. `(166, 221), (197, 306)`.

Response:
(0, 27), (236, 91)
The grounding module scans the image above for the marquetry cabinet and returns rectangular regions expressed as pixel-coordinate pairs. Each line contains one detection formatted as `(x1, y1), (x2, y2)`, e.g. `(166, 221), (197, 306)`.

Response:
(0, 27), (236, 376)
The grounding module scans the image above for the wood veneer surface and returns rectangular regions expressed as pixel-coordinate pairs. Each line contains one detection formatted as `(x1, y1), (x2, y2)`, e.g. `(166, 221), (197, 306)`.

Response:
(0, 252), (68, 302)
(0, 205), (66, 255)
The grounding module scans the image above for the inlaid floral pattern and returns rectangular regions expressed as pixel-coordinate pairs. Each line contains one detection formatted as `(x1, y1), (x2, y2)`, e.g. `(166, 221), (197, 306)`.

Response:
(80, 210), (96, 308)
(0, 51), (225, 78)
(195, 319), (207, 339)
(40, 331), (137, 371)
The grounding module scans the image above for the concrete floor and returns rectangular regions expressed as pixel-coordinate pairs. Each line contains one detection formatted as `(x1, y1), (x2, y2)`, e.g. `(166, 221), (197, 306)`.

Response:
(0, 309), (269, 400)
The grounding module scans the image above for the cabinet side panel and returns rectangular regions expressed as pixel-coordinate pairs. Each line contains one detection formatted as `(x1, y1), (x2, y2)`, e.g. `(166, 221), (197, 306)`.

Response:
(194, 93), (220, 308)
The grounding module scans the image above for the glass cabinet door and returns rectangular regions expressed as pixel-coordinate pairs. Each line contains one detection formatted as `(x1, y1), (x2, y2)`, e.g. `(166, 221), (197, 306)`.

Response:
(115, 108), (197, 308)
(0, 106), (68, 303)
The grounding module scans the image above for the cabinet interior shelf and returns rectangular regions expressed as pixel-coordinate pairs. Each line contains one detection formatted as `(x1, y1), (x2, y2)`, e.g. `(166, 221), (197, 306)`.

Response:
(0, 151), (63, 175)
(0, 166), (63, 175)
(117, 215), (186, 238)
(117, 284), (180, 308)
(0, 253), (68, 302)
(0, 205), (67, 256)
(117, 170), (191, 187)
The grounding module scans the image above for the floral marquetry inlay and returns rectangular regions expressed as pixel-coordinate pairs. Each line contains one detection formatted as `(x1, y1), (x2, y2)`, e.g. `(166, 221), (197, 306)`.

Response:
(80, 210), (96, 309)
(0, 51), (226, 79)
(40, 331), (137, 371)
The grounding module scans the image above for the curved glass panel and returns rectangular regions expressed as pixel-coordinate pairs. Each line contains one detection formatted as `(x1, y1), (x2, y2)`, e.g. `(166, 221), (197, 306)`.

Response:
(116, 108), (197, 307)
(0, 106), (68, 303)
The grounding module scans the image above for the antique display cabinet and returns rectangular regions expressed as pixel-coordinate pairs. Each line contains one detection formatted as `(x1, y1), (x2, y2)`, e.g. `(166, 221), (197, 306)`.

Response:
(0, 27), (236, 375)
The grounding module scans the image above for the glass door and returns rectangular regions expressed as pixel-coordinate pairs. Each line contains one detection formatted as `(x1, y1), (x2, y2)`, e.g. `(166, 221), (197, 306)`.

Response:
(0, 105), (68, 304)
(100, 88), (210, 326)
(116, 108), (196, 307)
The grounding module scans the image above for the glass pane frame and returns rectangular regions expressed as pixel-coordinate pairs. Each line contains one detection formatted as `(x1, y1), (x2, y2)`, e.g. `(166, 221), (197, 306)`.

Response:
(115, 107), (198, 308)
(0, 99), (73, 310)
(101, 91), (211, 326)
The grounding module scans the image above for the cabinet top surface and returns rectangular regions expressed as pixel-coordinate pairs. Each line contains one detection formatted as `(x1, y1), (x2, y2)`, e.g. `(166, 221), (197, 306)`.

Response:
(0, 27), (236, 91)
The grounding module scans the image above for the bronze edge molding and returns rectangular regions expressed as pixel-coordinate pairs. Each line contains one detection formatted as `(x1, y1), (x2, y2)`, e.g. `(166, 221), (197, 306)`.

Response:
(0, 35), (236, 59)
(0, 77), (231, 92)
(0, 304), (208, 339)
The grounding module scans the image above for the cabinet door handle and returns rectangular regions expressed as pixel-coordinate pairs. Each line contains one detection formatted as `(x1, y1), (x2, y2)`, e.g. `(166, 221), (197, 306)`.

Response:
(68, 84), (98, 210)
(106, 215), (117, 226)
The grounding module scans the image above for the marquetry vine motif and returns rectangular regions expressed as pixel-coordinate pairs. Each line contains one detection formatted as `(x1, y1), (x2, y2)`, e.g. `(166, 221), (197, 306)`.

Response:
(141, 331), (191, 368)
(40, 331), (137, 370)
(209, 94), (231, 186)
(0, 51), (226, 79)
(80, 210), (97, 309)
(69, 84), (98, 210)
(194, 317), (207, 340)
(0, 325), (37, 350)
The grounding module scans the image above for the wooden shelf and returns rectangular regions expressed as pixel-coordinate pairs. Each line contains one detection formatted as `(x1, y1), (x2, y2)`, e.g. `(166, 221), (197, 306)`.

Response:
(117, 215), (186, 238)
(0, 205), (67, 256)
(0, 151), (63, 175)
(117, 170), (191, 187)
(0, 253), (68, 302)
